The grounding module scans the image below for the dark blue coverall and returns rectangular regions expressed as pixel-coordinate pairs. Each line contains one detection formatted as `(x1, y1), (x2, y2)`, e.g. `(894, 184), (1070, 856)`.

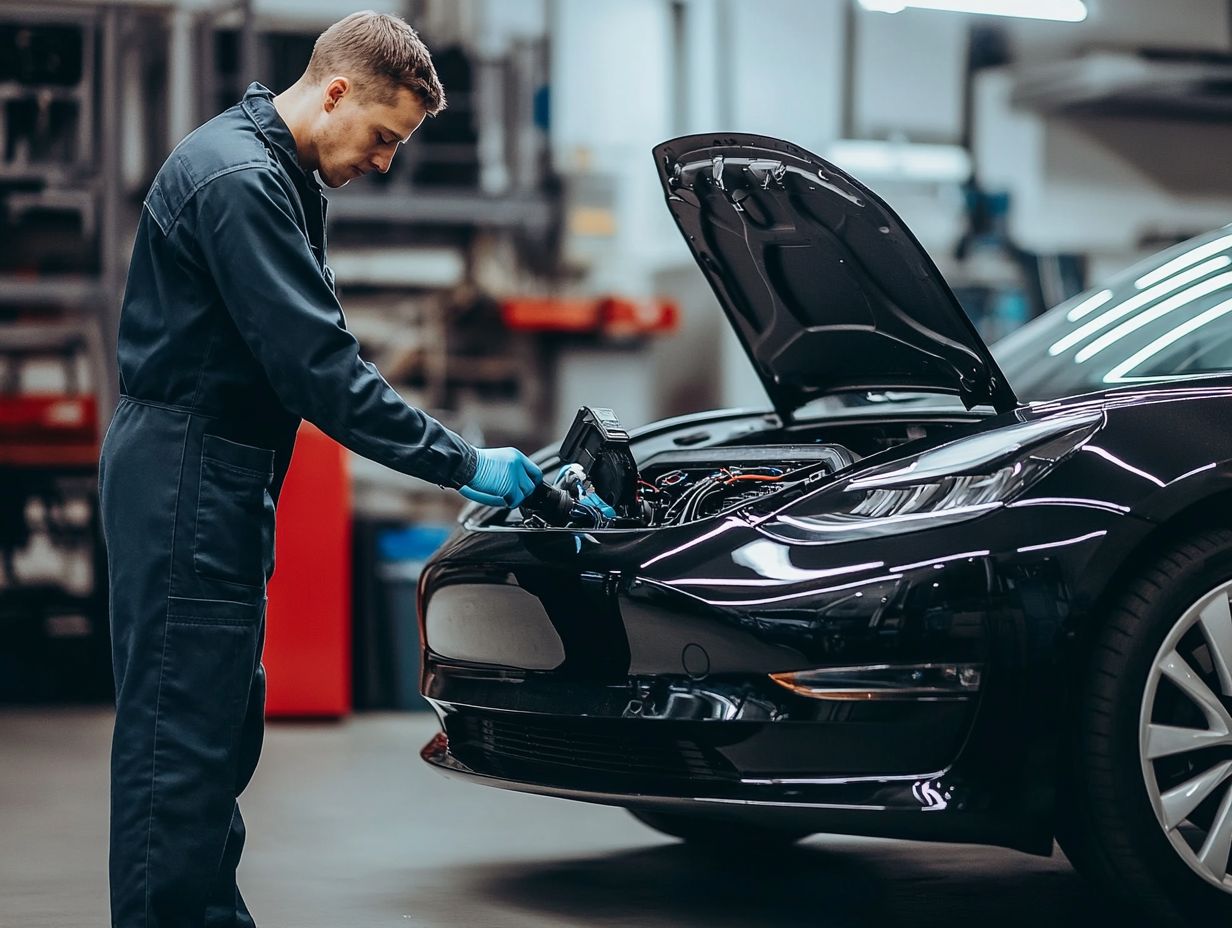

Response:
(99, 82), (478, 928)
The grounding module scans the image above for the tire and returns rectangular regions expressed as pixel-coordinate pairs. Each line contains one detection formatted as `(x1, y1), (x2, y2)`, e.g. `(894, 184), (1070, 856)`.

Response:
(628, 808), (813, 847)
(1060, 528), (1232, 925)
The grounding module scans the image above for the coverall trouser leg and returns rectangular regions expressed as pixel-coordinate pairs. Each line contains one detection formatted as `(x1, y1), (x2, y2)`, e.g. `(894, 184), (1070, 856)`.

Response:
(102, 399), (275, 928)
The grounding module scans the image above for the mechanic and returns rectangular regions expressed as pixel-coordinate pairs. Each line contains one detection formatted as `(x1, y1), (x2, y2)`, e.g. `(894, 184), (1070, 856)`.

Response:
(99, 12), (547, 927)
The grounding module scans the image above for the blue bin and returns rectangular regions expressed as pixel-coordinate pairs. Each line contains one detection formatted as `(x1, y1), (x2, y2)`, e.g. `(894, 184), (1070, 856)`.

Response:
(375, 524), (452, 711)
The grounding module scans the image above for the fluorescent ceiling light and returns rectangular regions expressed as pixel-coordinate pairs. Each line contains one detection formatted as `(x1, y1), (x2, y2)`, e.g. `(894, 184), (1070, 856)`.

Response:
(858, 0), (1088, 23)
(826, 139), (971, 184)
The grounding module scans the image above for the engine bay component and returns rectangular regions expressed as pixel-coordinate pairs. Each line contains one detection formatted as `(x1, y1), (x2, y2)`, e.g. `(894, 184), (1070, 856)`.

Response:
(558, 407), (639, 515)
(503, 408), (854, 531)
(517, 407), (645, 528)
(636, 445), (851, 527)
(525, 463), (627, 528)
(516, 478), (576, 525)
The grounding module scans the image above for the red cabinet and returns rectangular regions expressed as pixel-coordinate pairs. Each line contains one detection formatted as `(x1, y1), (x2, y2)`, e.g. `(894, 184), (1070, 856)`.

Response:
(264, 423), (351, 717)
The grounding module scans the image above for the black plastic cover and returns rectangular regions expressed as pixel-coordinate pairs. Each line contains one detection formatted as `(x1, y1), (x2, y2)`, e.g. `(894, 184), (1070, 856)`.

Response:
(559, 406), (638, 512)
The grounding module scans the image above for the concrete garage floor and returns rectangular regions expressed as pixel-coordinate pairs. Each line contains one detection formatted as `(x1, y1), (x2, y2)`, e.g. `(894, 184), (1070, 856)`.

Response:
(2, 709), (1144, 928)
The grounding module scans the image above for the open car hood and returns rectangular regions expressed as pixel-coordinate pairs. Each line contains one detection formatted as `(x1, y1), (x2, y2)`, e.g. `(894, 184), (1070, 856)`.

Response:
(654, 134), (1019, 417)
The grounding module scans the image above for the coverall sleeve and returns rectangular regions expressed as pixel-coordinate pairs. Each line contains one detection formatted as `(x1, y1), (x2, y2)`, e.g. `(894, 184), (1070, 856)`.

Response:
(192, 166), (477, 488)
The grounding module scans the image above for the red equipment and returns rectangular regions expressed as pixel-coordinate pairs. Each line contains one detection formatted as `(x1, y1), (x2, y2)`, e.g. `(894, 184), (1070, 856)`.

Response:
(263, 423), (352, 717)
(500, 295), (679, 336)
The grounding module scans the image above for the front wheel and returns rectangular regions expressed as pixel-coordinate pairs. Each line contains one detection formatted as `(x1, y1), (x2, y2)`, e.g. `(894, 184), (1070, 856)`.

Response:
(628, 808), (813, 847)
(1061, 529), (1232, 924)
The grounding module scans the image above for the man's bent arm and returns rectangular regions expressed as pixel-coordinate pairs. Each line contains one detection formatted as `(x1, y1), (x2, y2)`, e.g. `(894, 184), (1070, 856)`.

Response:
(193, 166), (477, 488)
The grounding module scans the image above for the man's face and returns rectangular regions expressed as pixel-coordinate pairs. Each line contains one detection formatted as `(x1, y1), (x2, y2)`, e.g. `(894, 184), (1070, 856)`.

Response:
(312, 79), (426, 188)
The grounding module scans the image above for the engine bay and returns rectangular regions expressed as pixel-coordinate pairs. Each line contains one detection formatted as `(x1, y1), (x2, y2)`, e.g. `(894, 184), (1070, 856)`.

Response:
(505, 406), (855, 530)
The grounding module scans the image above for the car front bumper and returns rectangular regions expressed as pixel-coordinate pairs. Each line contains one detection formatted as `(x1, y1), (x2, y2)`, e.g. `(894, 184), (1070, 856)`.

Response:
(418, 500), (1142, 855)
(419, 717), (1030, 850)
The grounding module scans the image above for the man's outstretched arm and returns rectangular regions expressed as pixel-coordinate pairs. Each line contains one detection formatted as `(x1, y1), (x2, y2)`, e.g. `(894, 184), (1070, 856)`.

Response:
(193, 165), (479, 488)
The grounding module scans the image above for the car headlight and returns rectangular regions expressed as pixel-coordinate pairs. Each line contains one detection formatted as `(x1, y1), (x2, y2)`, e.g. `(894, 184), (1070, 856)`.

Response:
(758, 411), (1102, 544)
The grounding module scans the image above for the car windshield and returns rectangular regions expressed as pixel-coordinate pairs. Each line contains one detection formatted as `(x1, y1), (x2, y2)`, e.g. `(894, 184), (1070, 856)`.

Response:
(991, 227), (1232, 402)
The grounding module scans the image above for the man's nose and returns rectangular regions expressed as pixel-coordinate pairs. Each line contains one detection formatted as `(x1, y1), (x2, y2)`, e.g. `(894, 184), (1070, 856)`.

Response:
(372, 151), (393, 174)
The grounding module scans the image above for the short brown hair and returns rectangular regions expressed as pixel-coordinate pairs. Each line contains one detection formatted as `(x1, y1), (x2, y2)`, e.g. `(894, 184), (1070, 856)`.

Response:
(305, 11), (446, 114)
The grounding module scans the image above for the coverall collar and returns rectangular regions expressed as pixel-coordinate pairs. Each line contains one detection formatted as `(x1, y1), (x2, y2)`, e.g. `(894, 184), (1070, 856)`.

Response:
(241, 82), (321, 192)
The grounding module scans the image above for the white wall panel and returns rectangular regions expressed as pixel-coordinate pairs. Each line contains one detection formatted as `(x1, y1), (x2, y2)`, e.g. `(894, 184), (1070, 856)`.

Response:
(725, 0), (846, 151)
(853, 7), (967, 141)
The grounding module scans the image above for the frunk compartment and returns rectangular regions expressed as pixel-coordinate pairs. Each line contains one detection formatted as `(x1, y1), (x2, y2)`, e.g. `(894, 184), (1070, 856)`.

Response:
(635, 443), (853, 526)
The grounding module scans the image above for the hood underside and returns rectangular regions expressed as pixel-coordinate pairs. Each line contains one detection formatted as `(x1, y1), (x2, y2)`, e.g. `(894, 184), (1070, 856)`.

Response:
(653, 134), (1019, 417)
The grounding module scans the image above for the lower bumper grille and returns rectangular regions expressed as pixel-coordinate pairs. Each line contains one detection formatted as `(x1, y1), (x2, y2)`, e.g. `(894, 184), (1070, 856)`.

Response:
(445, 712), (739, 785)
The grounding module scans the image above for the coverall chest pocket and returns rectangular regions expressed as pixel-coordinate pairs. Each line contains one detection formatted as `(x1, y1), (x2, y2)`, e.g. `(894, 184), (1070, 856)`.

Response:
(194, 434), (275, 588)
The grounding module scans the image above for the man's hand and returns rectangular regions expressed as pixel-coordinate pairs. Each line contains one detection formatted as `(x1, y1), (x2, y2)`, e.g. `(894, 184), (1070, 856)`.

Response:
(459, 448), (543, 509)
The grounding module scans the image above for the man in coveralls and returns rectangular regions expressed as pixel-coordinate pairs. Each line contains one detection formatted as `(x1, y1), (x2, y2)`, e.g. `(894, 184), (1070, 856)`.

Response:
(99, 13), (544, 927)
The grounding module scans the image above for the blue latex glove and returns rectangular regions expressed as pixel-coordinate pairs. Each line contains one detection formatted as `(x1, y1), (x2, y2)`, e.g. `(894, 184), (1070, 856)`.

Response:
(556, 463), (620, 522)
(573, 489), (617, 522)
(552, 465), (617, 522)
(459, 447), (543, 509)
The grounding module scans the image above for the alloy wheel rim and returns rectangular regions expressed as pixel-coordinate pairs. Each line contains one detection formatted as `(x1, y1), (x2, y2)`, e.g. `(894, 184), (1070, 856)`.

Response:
(1139, 579), (1232, 894)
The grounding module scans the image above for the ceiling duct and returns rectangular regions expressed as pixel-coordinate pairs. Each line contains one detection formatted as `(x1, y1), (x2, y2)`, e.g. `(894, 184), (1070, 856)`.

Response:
(1011, 49), (1232, 120)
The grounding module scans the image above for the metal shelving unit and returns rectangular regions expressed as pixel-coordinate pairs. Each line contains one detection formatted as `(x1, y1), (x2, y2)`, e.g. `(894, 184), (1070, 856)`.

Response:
(0, 275), (106, 307)
(0, 2), (145, 418)
(0, 11), (96, 183)
(1, 1), (565, 446)
(326, 188), (555, 230)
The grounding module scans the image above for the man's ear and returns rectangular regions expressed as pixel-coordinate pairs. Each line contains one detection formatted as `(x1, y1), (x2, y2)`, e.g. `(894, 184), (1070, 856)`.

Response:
(323, 77), (350, 113)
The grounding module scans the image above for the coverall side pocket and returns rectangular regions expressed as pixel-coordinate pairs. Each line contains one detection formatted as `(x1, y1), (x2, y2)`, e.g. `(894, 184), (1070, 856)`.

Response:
(150, 603), (263, 878)
(193, 435), (275, 588)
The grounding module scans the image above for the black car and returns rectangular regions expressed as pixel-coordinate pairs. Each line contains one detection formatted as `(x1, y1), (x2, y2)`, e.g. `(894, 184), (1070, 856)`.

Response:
(418, 134), (1232, 924)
